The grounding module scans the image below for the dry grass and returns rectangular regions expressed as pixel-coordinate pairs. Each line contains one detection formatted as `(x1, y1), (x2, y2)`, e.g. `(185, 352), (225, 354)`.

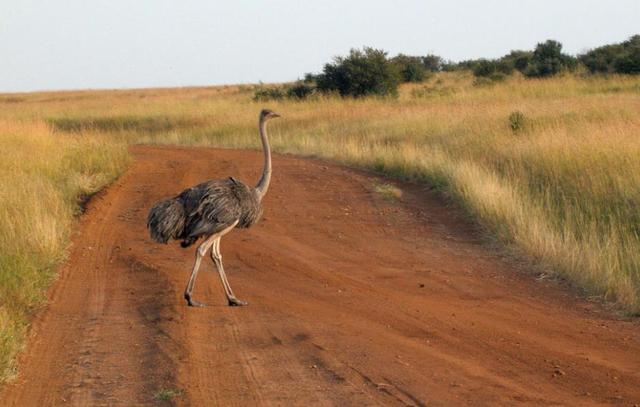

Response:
(373, 183), (403, 202)
(1, 71), (639, 382)
(0, 120), (128, 381)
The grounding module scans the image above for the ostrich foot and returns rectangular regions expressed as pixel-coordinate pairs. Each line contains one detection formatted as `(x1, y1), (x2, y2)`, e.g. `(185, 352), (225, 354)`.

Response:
(228, 297), (248, 307)
(185, 293), (206, 307)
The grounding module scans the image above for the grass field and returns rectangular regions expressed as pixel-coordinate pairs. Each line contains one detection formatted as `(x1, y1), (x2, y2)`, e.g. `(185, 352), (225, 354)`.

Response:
(0, 71), (639, 382)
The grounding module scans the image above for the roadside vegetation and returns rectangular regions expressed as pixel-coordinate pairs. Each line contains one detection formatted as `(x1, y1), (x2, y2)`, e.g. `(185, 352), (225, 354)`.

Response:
(1, 34), (639, 383)
(0, 120), (128, 381)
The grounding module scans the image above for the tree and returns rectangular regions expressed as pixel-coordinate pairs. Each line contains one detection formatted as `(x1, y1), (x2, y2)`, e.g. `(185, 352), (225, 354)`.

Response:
(614, 46), (640, 74)
(392, 54), (426, 82)
(473, 60), (498, 77)
(580, 44), (623, 74)
(422, 54), (443, 72)
(316, 47), (401, 97)
(287, 82), (315, 99)
(525, 40), (573, 78)
(502, 50), (533, 73)
(473, 59), (513, 78)
(580, 35), (640, 74)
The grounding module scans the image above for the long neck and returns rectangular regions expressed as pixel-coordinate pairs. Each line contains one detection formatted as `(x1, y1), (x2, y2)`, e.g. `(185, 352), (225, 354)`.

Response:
(254, 117), (271, 201)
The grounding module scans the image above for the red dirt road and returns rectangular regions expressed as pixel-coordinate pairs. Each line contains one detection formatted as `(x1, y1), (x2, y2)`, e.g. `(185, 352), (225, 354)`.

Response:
(2, 145), (640, 406)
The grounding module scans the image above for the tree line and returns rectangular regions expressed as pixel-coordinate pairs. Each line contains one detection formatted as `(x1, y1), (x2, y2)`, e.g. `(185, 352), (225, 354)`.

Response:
(254, 35), (640, 100)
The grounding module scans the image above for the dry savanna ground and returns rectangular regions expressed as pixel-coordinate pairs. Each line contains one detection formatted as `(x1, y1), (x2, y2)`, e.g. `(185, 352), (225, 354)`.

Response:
(0, 71), (639, 385)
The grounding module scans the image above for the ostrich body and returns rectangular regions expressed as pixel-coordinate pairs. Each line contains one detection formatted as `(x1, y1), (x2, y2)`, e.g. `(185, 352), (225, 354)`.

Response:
(147, 109), (280, 306)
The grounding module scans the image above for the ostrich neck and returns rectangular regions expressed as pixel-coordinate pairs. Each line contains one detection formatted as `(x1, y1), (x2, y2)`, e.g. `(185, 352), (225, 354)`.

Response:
(254, 118), (271, 201)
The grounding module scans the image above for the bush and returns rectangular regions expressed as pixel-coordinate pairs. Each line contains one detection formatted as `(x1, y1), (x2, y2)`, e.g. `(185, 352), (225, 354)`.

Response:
(454, 59), (482, 72)
(303, 72), (319, 83)
(440, 61), (458, 72)
(402, 64), (426, 82)
(422, 54), (443, 72)
(473, 60), (496, 77)
(392, 54), (426, 83)
(580, 44), (623, 74)
(446, 51), (530, 76)
(581, 35), (640, 75)
(508, 111), (526, 132)
(253, 82), (317, 102)
(253, 87), (285, 101)
(287, 82), (315, 99)
(502, 50), (533, 73)
(584, 35), (640, 74)
(473, 59), (513, 78)
(316, 47), (401, 97)
(525, 40), (574, 78)
(614, 47), (640, 74)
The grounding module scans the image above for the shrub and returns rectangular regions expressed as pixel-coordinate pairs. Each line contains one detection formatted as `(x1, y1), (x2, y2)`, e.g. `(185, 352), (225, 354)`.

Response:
(473, 60), (496, 77)
(473, 60), (513, 79)
(303, 72), (319, 83)
(502, 50), (533, 73)
(455, 59), (482, 72)
(287, 82), (315, 99)
(497, 60), (515, 75)
(580, 44), (623, 74)
(252, 82), (317, 102)
(402, 65), (425, 83)
(580, 35), (640, 75)
(440, 61), (458, 72)
(525, 40), (574, 78)
(422, 54), (443, 72)
(392, 54), (426, 82)
(252, 87), (285, 101)
(508, 111), (526, 132)
(316, 47), (401, 97)
(614, 47), (640, 74)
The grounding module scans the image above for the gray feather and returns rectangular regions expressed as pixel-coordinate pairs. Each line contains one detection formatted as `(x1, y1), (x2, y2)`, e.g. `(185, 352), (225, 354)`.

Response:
(147, 198), (186, 244)
(147, 177), (263, 247)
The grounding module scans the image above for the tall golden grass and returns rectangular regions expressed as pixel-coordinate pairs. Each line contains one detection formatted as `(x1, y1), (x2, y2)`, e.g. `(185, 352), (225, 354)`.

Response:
(0, 120), (128, 381)
(0, 71), (639, 381)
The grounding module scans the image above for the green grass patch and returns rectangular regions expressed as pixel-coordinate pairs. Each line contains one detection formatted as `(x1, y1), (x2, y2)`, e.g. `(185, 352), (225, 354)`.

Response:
(153, 387), (184, 402)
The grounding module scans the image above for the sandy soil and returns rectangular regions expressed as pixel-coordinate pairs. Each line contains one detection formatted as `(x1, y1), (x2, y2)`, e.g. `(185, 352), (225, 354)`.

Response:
(2, 145), (639, 406)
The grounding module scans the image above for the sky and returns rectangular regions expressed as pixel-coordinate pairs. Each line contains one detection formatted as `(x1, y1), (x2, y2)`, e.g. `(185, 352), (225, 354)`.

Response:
(1, 0), (638, 92)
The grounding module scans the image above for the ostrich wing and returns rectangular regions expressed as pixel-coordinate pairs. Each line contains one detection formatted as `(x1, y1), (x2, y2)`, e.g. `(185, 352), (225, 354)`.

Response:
(180, 178), (254, 239)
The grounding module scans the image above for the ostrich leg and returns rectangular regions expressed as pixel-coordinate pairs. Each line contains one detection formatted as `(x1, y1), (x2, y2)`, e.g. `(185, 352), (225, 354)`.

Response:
(210, 238), (232, 298)
(184, 234), (217, 307)
(184, 221), (238, 307)
(211, 237), (248, 306)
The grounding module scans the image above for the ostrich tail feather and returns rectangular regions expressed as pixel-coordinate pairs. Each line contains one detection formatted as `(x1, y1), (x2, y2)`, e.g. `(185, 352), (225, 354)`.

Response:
(147, 198), (186, 244)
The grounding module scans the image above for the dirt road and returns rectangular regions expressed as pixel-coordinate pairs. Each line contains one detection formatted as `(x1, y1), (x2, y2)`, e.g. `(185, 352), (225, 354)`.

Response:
(2, 145), (640, 406)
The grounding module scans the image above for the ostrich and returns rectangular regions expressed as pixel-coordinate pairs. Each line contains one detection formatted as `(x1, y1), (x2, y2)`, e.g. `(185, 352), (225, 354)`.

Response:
(147, 109), (280, 307)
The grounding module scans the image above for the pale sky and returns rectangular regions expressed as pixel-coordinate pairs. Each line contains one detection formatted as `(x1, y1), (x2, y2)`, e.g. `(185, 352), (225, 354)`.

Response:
(1, 0), (638, 92)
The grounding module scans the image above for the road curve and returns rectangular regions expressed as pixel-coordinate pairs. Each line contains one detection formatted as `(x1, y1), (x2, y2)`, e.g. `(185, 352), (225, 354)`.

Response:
(2, 145), (639, 406)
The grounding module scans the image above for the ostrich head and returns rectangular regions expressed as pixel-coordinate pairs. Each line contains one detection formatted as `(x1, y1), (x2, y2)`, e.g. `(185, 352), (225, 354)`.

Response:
(260, 109), (281, 121)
